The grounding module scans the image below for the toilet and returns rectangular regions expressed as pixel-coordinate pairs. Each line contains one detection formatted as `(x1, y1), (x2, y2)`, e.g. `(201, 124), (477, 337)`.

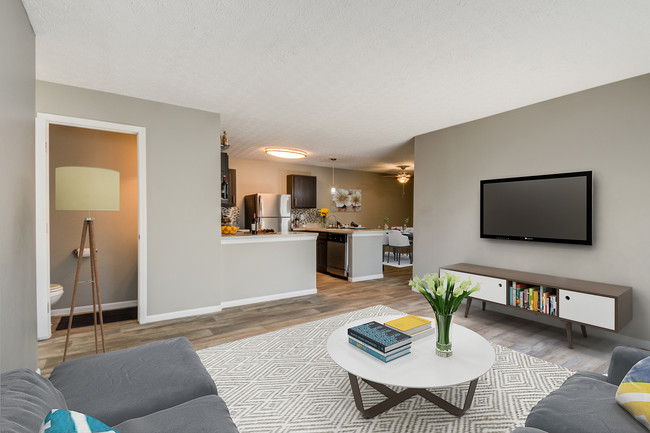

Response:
(50, 283), (64, 306)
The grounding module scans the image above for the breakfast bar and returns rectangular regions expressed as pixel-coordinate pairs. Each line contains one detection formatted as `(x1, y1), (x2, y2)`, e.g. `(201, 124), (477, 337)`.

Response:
(220, 232), (318, 308)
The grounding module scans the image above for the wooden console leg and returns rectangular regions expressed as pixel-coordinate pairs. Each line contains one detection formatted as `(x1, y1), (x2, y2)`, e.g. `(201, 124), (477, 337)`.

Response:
(481, 301), (486, 311)
(464, 298), (472, 318)
(565, 322), (573, 349)
(580, 324), (587, 338)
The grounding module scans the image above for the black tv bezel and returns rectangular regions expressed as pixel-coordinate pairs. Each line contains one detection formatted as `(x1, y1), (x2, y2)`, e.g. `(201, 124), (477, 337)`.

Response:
(480, 171), (593, 245)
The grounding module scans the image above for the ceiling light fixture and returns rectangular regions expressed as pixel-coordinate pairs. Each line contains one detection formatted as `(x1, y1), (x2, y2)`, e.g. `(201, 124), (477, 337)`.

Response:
(330, 158), (337, 194)
(264, 147), (307, 159)
(397, 172), (410, 184)
(396, 165), (411, 184)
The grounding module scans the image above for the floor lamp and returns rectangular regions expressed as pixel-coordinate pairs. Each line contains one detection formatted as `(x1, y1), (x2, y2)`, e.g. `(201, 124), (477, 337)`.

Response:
(55, 166), (120, 361)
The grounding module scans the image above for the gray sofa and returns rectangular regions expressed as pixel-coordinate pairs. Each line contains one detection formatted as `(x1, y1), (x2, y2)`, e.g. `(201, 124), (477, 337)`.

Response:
(1, 337), (239, 433)
(513, 346), (650, 433)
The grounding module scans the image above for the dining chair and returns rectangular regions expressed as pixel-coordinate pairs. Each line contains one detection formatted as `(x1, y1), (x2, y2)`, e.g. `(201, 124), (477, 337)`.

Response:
(388, 230), (412, 265)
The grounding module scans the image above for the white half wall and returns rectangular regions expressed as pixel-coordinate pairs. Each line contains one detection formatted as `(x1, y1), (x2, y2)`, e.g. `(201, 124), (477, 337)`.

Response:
(414, 73), (650, 342)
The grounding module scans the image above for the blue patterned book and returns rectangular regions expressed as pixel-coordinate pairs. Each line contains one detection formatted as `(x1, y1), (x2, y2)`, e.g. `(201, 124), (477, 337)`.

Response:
(347, 321), (411, 353)
(348, 337), (411, 363)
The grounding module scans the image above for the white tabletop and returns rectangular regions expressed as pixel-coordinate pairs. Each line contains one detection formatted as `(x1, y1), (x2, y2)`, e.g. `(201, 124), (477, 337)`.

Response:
(327, 315), (495, 389)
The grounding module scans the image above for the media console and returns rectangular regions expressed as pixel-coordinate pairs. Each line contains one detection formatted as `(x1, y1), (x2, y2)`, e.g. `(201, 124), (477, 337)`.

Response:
(440, 263), (633, 348)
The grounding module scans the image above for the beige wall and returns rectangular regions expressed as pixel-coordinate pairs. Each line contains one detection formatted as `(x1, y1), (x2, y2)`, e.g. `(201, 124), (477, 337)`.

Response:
(413, 73), (650, 343)
(49, 125), (138, 311)
(37, 81), (221, 318)
(229, 156), (414, 228)
(0, 0), (37, 372)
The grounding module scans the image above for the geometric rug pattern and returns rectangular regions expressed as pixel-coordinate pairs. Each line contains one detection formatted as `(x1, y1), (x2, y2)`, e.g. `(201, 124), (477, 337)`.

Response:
(198, 305), (573, 432)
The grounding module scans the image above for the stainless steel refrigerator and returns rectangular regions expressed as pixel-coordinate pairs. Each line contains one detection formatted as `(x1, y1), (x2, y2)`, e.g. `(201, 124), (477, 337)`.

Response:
(244, 194), (291, 233)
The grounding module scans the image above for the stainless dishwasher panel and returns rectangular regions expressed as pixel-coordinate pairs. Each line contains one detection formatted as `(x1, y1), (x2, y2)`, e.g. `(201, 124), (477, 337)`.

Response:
(326, 233), (348, 277)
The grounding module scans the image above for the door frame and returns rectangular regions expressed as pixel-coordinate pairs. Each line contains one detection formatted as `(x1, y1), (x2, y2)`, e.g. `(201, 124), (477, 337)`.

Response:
(35, 113), (148, 340)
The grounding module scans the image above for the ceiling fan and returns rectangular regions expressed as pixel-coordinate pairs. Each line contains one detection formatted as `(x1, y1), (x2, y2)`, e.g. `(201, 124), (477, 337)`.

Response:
(383, 165), (413, 184)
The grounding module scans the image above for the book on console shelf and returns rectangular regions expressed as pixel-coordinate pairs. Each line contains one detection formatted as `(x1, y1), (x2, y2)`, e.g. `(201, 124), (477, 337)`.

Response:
(510, 283), (558, 316)
(347, 321), (411, 353)
(348, 336), (411, 363)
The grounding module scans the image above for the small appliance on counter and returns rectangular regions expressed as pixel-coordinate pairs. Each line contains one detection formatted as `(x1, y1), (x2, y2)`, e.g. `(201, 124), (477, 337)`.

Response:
(244, 194), (291, 233)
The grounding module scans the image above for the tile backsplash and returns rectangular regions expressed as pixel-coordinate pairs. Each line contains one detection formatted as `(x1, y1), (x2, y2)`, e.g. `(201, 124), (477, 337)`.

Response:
(221, 207), (321, 227)
(221, 206), (241, 226)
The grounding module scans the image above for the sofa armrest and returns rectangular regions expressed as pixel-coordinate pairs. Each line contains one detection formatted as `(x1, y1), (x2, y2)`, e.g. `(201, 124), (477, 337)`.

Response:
(607, 346), (650, 385)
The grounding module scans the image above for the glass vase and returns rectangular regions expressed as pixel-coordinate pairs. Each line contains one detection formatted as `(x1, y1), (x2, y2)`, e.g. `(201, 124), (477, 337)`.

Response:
(434, 312), (454, 357)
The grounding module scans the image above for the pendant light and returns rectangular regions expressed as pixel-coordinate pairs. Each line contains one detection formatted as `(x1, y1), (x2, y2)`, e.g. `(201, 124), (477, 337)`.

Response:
(330, 158), (337, 194)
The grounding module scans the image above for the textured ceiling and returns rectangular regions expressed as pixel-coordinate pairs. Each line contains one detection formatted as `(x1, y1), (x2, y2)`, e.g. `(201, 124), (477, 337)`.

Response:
(23, 0), (650, 173)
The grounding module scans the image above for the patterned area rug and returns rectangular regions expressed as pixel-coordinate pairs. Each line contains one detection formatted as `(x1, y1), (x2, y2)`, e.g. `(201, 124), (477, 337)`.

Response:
(198, 305), (573, 432)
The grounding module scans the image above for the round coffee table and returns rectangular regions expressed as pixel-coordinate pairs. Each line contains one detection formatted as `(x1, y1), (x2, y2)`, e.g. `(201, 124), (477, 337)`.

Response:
(327, 314), (495, 418)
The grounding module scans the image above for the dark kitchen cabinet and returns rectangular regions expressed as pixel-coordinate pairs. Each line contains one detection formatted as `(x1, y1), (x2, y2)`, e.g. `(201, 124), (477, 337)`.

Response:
(222, 169), (236, 207)
(221, 152), (237, 207)
(316, 233), (328, 273)
(287, 174), (317, 208)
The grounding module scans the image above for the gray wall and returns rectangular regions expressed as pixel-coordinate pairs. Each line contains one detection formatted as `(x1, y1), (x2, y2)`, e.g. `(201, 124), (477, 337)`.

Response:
(413, 73), (650, 342)
(37, 81), (221, 317)
(0, 0), (38, 372)
(49, 125), (138, 311)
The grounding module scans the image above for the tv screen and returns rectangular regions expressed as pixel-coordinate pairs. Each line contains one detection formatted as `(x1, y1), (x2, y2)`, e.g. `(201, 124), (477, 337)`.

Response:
(480, 171), (592, 245)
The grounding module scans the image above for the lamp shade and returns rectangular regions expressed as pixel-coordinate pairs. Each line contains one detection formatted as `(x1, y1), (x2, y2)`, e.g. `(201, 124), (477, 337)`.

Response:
(55, 166), (120, 211)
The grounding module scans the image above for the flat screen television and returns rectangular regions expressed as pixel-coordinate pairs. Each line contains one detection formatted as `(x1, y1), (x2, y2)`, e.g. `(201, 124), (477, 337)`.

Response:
(480, 171), (592, 245)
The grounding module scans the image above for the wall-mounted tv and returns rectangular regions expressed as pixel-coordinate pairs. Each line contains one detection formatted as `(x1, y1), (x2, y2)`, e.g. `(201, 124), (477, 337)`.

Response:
(480, 171), (592, 245)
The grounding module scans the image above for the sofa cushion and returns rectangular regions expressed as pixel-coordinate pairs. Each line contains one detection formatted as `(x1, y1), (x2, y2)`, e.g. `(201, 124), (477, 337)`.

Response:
(49, 337), (218, 427)
(40, 409), (117, 433)
(0, 368), (68, 433)
(114, 395), (239, 433)
(615, 356), (650, 429)
(525, 374), (647, 433)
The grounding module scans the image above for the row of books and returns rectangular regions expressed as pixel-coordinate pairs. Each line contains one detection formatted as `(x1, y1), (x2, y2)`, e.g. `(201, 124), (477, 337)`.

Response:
(347, 315), (433, 363)
(510, 283), (557, 316)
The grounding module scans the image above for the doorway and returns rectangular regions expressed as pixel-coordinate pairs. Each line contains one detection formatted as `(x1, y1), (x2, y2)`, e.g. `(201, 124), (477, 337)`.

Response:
(35, 114), (147, 340)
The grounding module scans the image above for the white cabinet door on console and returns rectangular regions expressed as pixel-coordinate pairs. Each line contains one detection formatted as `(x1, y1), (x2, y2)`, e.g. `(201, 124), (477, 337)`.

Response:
(559, 289), (615, 330)
(440, 269), (507, 306)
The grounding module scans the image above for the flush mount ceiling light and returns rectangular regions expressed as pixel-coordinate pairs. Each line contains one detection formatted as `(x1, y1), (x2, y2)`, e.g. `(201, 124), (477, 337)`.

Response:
(264, 147), (307, 159)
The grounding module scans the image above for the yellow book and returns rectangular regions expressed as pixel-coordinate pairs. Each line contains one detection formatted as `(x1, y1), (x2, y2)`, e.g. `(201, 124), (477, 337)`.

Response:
(384, 315), (432, 335)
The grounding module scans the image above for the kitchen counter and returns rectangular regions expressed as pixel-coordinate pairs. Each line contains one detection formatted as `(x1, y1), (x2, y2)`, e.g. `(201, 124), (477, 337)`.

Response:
(220, 231), (317, 308)
(294, 228), (384, 236)
(295, 228), (384, 282)
(221, 231), (317, 244)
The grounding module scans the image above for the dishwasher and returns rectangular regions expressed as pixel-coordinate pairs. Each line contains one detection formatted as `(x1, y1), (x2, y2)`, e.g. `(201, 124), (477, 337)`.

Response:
(326, 233), (348, 277)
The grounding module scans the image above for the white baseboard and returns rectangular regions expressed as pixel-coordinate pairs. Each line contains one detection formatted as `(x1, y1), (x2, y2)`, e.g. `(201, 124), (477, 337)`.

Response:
(52, 300), (138, 317)
(348, 273), (384, 282)
(140, 304), (223, 324)
(221, 288), (317, 309)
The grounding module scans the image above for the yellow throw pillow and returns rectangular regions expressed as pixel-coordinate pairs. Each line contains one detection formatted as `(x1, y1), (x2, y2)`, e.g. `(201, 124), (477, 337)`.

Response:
(615, 356), (650, 430)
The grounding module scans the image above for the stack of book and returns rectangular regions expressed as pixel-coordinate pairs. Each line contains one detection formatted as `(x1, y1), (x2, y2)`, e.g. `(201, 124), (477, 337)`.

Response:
(347, 321), (411, 363)
(384, 315), (433, 341)
(510, 283), (557, 315)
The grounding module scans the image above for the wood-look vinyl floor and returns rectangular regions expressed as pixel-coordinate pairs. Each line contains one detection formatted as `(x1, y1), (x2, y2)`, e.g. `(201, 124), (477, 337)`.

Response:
(38, 267), (617, 377)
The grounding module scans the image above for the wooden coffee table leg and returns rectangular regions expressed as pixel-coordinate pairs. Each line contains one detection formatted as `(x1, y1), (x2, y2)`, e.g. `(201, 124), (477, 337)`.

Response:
(418, 378), (479, 416)
(347, 373), (418, 419)
(347, 373), (479, 418)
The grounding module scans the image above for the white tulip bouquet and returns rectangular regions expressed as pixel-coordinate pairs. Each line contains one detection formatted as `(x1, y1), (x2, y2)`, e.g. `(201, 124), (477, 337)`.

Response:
(409, 273), (480, 356)
(409, 273), (480, 315)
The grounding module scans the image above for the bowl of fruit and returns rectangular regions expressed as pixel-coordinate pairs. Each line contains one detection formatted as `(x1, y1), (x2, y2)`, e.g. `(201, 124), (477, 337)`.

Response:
(221, 225), (239, 235)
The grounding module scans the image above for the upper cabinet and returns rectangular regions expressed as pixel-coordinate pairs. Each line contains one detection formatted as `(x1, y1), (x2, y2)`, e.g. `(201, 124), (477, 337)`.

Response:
(221, 153), (236, 207)
(287, 174), (317, 208)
